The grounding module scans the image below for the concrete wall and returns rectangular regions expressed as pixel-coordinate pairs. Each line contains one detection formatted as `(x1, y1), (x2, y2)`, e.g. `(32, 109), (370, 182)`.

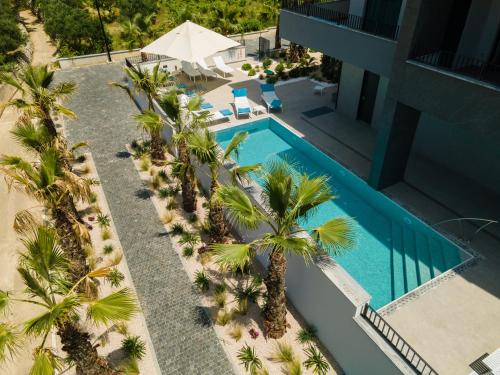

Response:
(412, 112), (500, 194)
(337, 62), (364, 120)
(280, 10), (397, 76)
(58, 49), (141, 69)
(349, 0), (367, 16)
(372, 76), (389, 129)
(457, 0), (500, 60)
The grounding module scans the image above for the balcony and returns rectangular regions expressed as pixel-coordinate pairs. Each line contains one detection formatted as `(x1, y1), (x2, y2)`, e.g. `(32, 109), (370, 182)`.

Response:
(409, 46), (500, 89)
(282, 0), (400, 41)
(280, 0), (398, 77)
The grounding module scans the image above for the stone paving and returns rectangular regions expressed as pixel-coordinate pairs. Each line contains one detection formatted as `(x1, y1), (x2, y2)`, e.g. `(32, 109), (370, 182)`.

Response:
(56, 63), (234, 375)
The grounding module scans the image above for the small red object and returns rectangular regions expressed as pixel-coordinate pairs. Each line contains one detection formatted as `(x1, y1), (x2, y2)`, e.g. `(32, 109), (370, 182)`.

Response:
(249, 328), (259, 339)
(88, 216), (95, 221)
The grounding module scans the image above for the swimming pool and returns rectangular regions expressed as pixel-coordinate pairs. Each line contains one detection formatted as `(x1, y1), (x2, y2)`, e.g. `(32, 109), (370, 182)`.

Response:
(216, 117), (470, 309)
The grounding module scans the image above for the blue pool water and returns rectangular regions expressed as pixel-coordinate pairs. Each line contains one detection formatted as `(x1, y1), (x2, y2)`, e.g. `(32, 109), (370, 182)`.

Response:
(216, 118), (468, 309)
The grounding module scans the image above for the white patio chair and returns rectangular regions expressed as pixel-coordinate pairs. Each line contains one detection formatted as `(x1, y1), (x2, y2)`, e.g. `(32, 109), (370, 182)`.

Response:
(197, 59), (218, 80)
(181, 61), (202, 82)
(213, 56), (234, 78)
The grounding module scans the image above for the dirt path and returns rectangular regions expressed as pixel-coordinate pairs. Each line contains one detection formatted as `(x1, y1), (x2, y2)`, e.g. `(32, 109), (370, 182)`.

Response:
(0, 10), (57, 375)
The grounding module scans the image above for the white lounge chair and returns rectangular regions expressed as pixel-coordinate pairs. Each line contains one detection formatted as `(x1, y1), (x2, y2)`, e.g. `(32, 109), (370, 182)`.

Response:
(213, 56), (234, 78)
(260, 84), (283, 113)
(232, 88), (252, 119)
(197, 59), (218, 80)
(181, 61), (202, 82)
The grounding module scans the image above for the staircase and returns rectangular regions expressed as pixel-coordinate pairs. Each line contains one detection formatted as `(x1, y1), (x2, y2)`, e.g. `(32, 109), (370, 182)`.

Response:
(389, 222), (462, 301)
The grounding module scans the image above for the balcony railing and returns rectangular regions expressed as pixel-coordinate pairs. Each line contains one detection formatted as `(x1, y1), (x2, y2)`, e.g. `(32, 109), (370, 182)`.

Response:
(409, 46), (500, 88)
(282, 0), (400, 41)
(361, 304), (438, 375)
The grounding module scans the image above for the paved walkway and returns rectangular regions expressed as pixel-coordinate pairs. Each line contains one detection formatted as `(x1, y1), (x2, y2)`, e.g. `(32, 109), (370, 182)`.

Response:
(56, 63), (234, 375)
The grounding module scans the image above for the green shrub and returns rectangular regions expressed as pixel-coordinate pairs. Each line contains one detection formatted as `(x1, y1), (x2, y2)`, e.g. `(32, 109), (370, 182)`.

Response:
(194, 270), (210, 292)
(242, 63), (252, 71)
(259, 73), (265, 80)
(296, 325), (317, 344)
(96, 213), (111, 228)
(303, 345), (329, 375)
(170, 223), (186, 236)
(216, 309), (233, 326)
(106, 268), (125, 287)
(237, 345), (262, 374)
(121, 335), (146, 360)
(248, 69), (256, 76)
(281, 72), (289, 80)
(275, 63), (285, 75)
(182, 246), (194, 258)
(266, 75), (278, 84)
(289, 68), (301, 78)
(103, 244), (114, 255)
(270, 341), (295, 363)
(262, 58), (272, 69)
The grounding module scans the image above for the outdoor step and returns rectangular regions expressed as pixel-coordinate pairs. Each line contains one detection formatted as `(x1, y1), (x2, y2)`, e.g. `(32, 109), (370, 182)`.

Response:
(391, 222), (406, 299)
(402, 226), (419, 292)
(428, 237), (446, 276)
(415, 232), (432, 285)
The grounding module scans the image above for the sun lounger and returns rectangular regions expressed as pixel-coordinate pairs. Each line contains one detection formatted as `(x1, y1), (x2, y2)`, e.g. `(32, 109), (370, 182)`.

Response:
(181, 61), (202, 82)
(213, 56), (234, 78)
(197, 59), (218, 80)
(260, 84), (283, 112)
(232, 88), (252, 119)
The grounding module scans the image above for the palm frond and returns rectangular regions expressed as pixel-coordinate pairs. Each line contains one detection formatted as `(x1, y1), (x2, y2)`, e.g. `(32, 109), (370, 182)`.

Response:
(311, 217), (357, 255)
(17, 267), (52, 306)
(291, 174), (334, 219)
(261, 234), (316, 262)
(187, 130), (218, 165)
(261, 160), (293, 218)
(211, 243), (254, 271)
(0, 323), (22, 362)
(223, 131), (249, 161)
(13, 210), (42, 235)
(29, 347), (62, 375)
(24, 295), (80, 336)
(86, 288), (138, 326)
(0, 291), (11, 315)
(10, 119), (52, 153)
(215, 185), (263, 229)
(230, 163), (261, 185)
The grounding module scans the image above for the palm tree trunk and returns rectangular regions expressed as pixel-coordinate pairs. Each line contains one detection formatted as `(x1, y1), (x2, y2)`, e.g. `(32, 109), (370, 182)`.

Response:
(208, 179), (225, 243)
(41, 106), (58, 138)
(178, 140), (197, 213)
(275, 14), (281, 49)
(57, 321), (118, 375)
(150, 134), (165, 163)
(53, 207), (89, 284)
(263, 249), (287, 339)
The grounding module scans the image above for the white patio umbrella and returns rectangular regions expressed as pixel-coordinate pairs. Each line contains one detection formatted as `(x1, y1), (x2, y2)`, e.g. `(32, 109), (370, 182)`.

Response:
(141, 20), (240, 63)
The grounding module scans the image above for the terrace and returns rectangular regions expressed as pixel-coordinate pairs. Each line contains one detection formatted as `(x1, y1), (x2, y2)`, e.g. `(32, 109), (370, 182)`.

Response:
(123, 54), (500, 374)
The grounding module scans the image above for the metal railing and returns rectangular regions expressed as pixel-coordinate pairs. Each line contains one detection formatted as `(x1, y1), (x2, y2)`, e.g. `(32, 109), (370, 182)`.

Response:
(282, 0), (400, 40)
(431, 217), (499, 244)
(361, 304), (438, 375)
(409, 46), (500, 88)
(125, 52), (170, 66)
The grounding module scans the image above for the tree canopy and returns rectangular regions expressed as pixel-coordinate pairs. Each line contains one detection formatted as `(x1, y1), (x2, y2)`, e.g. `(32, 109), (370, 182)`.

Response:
(0, 0), (26, 69)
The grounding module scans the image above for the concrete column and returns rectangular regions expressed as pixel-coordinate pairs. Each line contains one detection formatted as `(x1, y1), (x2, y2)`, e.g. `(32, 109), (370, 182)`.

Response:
(369, 101), (420, 189)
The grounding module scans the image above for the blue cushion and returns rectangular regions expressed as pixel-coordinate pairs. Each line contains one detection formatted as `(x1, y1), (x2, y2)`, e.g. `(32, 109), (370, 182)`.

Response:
(220, 109), (233, 116)
(238, 107), (251, 114)
(232, 88), (247, 97)
(271, 99), (282, 108)
(201, 102), (213, 109)
(176, 83), (188, 89)
(260, 83), (275, 92)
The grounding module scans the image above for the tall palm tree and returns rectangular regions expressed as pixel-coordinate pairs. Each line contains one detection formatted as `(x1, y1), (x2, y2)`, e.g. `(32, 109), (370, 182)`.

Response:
(160, 91), (204, 212)
(0, 64), (76, 138)
(0, 225), (138, 374)
(133, 110), (166, 162)
(188, 129), (260, 243)
(0, 148), (92, 283)
(212, 160), (356, 338)
(113, 63), (169, 112)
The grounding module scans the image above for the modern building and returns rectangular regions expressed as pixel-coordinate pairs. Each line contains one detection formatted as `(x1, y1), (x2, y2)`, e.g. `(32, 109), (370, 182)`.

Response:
(280, 0), (500, 374)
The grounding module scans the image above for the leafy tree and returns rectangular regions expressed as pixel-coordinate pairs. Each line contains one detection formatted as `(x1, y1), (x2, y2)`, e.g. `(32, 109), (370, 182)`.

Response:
(133, 110), (166, 162)
(0, 0), (26, 69)
(113, 63), (169, 112)
(159, 91), (204, 213)
(116, 0), (157, 20)
(120, 12), (156, 48)
(0, 147), (93, 283)
(188, 129), (260, 243)
(0, 225), (138, 374)
(212, 160), (356, 338)
(0, 64), (76, 138)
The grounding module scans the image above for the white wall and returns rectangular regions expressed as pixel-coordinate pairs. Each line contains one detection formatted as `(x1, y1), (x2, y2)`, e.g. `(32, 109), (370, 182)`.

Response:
(337, 62), (364, 120)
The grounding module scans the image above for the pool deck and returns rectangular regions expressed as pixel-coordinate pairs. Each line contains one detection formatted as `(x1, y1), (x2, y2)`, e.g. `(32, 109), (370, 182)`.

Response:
(57, 58), (500, 375)
(189, 61), (500, 375)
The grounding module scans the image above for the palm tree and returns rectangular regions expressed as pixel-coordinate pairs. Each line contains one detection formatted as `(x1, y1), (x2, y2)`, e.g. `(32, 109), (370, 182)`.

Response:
(212, 160), (356, 338)
(0, 64), (76, 138)
(133, 110), (166, 162)
(188, 129), (260, 243)
(159, 91), (204, 212)
(121, 12), (156, 48)
(113, 63), (169, 112)
(0, 148), (92, 283)
(0, 225), (138, 374)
